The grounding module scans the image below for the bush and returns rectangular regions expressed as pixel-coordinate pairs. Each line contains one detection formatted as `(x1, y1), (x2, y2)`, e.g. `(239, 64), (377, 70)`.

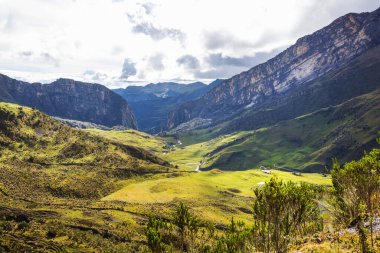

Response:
(252, 177), (323, 253)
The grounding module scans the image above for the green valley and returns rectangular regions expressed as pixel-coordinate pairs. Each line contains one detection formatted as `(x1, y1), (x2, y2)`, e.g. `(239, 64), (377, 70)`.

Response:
(1, 4), (380, 252)
(0, 102), (335, 252)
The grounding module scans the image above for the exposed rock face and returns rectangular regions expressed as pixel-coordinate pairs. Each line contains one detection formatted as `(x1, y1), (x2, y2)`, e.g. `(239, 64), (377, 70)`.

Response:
(168, 7), (380, 130)
(0, 75), (137, 129)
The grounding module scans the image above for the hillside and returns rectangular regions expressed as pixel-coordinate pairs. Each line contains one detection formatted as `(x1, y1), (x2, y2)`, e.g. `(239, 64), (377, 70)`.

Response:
(0, 102), (168, 200)
(0, 103), (174, 251)
(219, 44), (380, 134)
(0, 75), (137, 129)
(168, 7), (380, 130)
(0, 103), (331, 252)
(201, 87), (380, 171)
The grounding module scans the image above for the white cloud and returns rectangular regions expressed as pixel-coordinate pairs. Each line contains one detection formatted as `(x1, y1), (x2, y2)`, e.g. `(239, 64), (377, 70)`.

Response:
(0, 0), (378, 87)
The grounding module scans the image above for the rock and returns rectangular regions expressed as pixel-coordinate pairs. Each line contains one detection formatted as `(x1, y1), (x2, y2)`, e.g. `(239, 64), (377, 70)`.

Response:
(0, 75), (137, 129)
(168, 7), (380, 130)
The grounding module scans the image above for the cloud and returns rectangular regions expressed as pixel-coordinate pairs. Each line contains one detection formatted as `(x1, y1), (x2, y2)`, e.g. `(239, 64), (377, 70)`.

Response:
(206, 48), (283, 68)
(131, 22), (185, 41)
(252, 32), (286, 48)
(111, 45), (124, 55)
(83, 70), (108, 82)
(19, 51), (33, 57)
(195, 47), (285, 79)
(287, 0), (380, 44)
(148, 54), (164, 71)
(1, 13), (15, 32)
(203, 31), (253, 50)
(120, 58), (137, 79)
(194, 68), (243, 80)
(140, 2), (155, 15)
(127, 5), (185, 42)
(40, 52), (60, 67)
(0, 42), (11, 51)
(176, 55), (200, 69)
(1, 0), (379, 86)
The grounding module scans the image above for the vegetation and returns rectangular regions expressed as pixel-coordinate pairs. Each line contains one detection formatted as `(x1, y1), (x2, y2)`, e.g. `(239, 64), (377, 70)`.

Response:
(0, 102), (379, 252)
(190, 88), (380, 172)
(142, 162), (379, 252)
(0, 102), (172, 251)
(330, 141), (380, 252)
(252, 178), (323, 252)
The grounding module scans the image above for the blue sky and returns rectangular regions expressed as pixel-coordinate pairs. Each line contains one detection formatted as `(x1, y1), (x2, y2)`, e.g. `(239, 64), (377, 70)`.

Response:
(0, 0), (378, 87)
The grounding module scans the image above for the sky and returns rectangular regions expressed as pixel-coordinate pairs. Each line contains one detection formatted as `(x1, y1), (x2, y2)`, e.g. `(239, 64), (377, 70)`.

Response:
(0, 0), (378, 88)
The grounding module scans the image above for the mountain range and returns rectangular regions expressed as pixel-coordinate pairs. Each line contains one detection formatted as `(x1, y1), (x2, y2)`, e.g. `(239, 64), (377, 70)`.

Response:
(114, 79), (223, 132)
(1, 6), (380, 251)
(0, 7), (379, 172)
(167, 7), (380, 131)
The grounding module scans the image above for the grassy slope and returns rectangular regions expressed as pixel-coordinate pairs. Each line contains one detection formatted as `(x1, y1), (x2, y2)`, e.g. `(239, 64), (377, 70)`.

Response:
(0, 102), (174, 252)
(0, 102), (171, 199)
(174, 88), (380, 172)
(103, 169), (330, 225)
(88, 128), (251, 171)
(88, 128), (330, 226)
(0, 102), (342, 252)
(85, 129), (168, 155)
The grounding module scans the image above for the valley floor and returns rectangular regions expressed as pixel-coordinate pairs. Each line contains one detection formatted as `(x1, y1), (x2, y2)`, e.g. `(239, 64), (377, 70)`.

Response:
(1, 116), (378, 252)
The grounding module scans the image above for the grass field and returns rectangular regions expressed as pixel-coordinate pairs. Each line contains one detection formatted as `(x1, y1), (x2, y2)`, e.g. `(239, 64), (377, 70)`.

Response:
(102, 169), (330, 224)
(104, 169), (330, 203)
(1, 102), (367, 252)
(171, 88), (380, 172)
(85, 127), (331, 226)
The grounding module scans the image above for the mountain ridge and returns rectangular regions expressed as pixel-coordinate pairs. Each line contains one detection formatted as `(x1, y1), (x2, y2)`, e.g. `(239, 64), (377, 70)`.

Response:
(167, 7), (380, 130)
(0, 74), (137, 129)
(114, 79), (223, 133)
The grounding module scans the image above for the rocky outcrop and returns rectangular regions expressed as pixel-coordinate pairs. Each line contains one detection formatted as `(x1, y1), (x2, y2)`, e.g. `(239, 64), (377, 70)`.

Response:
(0, 75), (137, 129)
(168, 7), (380, 130)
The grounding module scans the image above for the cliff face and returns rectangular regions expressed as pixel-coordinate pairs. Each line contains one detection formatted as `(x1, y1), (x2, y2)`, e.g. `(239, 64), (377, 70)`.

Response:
(168, 7), (380, 129)
(0, 75), (137, 129)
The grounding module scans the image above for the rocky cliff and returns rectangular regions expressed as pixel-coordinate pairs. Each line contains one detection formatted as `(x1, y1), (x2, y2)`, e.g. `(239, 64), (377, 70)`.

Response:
(0, 75), (137, 129)
(168, 7), (380, 130)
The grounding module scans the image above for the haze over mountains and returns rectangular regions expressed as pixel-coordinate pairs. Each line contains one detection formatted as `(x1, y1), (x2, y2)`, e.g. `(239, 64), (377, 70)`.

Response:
(113, 79), (223, 132)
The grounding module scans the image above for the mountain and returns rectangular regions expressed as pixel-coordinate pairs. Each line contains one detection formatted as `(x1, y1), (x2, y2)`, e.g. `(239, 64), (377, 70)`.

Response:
(114, 81), (207, 102)
(0, 74), (137, 129)
(114, 79), (223, 133)
(168, 7), (380, 130)
(202, 87), (380, 172)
